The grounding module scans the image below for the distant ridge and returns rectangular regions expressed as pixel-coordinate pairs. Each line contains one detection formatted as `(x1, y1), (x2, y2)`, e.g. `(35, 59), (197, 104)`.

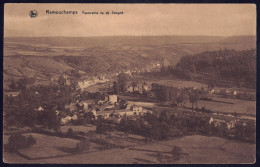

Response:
(4, 35), (256, 48)
(3, 35), (256, 87)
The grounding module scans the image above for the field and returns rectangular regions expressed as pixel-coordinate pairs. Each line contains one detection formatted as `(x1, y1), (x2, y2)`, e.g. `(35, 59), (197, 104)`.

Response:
(135, 77), (256, 117)
(3, 130), (255, 164)
(145, 78), (208, 89)
(191, 96), (256, 116)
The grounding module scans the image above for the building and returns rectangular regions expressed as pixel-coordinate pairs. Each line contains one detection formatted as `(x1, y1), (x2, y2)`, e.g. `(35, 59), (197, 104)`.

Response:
(142, 83), (152, 91)
(37, 106), (44, 111)
(5, 91), (20, 97)
(131, 105), (143, 112)
(127, 85), (134, 92)
(163, 59), (170, 67)
(65, 103), (77, 111)
(108, 95), (117, 104)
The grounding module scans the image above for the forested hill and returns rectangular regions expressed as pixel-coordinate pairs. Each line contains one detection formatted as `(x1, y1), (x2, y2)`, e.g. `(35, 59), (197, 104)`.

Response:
(173, 49), (256, 89)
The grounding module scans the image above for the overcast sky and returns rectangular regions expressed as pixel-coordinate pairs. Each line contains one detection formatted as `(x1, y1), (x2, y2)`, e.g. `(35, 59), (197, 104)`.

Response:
(4, 3), (256, 37)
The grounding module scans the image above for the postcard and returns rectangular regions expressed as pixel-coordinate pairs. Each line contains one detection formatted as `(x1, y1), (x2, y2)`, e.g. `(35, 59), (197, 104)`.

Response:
(3, 3), (256, 164)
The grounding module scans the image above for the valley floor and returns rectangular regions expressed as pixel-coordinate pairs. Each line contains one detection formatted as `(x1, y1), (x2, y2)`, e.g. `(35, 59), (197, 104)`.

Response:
(3, 133), (255, 164)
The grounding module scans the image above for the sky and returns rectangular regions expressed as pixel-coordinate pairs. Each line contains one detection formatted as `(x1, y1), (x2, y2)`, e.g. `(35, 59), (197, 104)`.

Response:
(4, 3), (256, 37)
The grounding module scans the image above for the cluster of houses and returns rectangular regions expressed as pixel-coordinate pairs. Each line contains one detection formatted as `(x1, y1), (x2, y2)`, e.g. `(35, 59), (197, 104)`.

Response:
(76, 77), (109, 90)
(34, 94), (152, 125)
(208, 117), (247, 130)
(208, 87), (256, 99)
(51, 74), (110, 90)
(126, 82), (152, 93)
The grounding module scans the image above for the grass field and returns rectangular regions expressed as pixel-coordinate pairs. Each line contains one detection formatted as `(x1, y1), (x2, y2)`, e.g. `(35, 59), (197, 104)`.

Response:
(186, 96), (256, 116)
(3, 133), (255, 164)
(145, 78), (208, 89)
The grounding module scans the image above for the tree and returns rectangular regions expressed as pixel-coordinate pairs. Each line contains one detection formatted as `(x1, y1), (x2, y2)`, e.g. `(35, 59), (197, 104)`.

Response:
(9, 79), (17, 91)
(132, 81), (137, 92)
(96, 123), (112, 138)
(182, 92), (189, 107)
(16, 78), (27, 91)
(170, 88), (178, 105)
(46, 110), (60, 132)
(176, 95), (184, 107)
(112, 81), (119, 94)
(119, 99), (128, 109)
(208, 82), (215, 90)
(189, 91), (200, 111)
(117, 73), (129, 93)
(83, 112), (95, 124)
(75, 139), (90, 153)
(58, 75), (66, 85)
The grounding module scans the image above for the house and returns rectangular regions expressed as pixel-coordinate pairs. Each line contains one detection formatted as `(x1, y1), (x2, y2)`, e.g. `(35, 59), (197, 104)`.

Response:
(142, 83), (152, 91)
(65, 103), (77, 111)
(98, 100), (106, 105)
(208, 89), (214, 94)
(61, 116), (72, 124)
(108, 95), (117, 104)
(37, 106), (44, 111)
(226, 89), (232, 95)
(163, 59), (170, 67)
(82, 101), (90, 109)
(209, 117), (226, 127)
(209, 117), (214, 124)
(5, 91), (20, 97)
(134, 86), (141, 92)
(104, 105), (115, 110)
(65, 79), (71, 86)
(127, 85), (134, 92)
(96, 110), (112, 119)
(55, 110), (60, 116)
(71, 114), (78, 120)
(226, 120), (236, 130)
(90, 109), (97, 117)
(131, 105), (142, 112)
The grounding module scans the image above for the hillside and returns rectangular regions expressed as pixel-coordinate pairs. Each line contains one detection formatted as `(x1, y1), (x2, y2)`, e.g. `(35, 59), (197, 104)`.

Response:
(173, 49), (256, 89)
(3, 36), (256, 87)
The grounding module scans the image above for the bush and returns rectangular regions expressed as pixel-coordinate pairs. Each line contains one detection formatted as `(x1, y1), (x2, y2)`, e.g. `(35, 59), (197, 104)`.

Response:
(66, 128), (74, 137)
(27, 135), (37, 145)
(4, 133), (37, 152)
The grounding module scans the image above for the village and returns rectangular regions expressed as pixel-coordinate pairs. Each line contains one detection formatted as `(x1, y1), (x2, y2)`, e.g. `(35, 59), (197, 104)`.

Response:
(22, 62), (254, 129)
(3, 65), (256, 163)
(3, 3), (257, 163)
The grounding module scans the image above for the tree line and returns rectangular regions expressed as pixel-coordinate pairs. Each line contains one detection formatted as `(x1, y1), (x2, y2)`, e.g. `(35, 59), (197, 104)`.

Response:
(152, 83), (202, 110)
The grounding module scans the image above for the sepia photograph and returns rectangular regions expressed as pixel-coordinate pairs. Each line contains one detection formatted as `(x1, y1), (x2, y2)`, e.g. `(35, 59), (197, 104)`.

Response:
(3, 3), (256, 164)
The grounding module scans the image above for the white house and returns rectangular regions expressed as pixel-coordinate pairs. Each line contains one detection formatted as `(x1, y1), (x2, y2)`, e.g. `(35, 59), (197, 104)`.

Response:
(37, 106), (44, 111)
(55, 110), (60, 116)
(108, 95), (117, 104)
(61, 116), (72, 124)
(131, 105), (143, 112)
